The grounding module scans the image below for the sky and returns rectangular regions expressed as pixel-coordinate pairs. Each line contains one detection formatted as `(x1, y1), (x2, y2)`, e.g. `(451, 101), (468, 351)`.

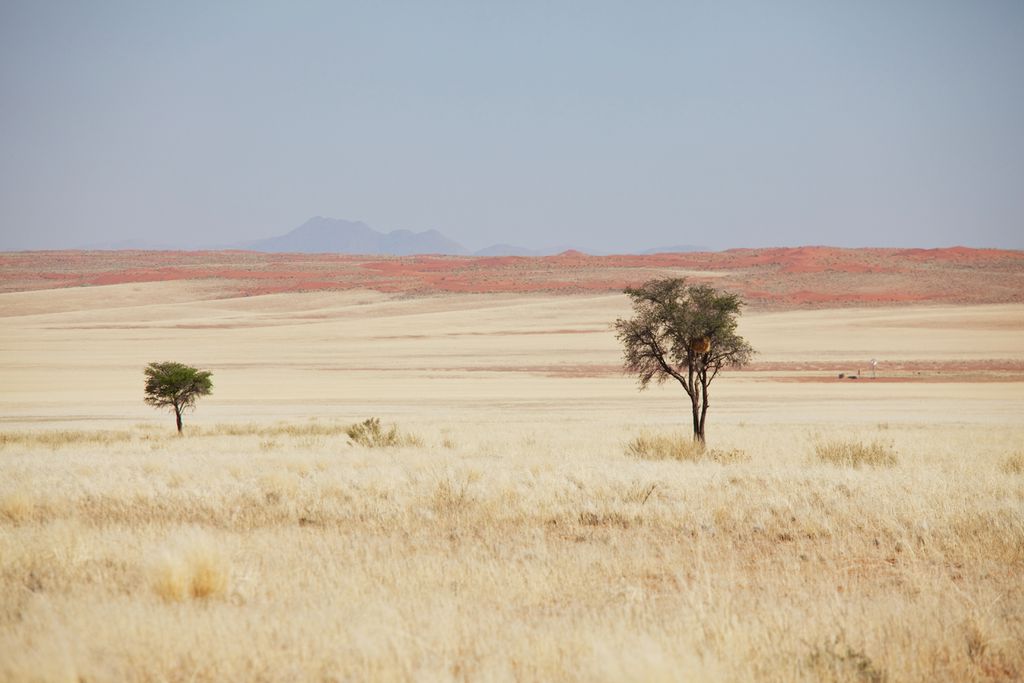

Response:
(1, 1), (1022, 252)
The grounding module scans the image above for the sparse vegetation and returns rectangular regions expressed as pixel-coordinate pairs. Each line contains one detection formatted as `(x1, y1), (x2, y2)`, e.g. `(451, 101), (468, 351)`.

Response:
(814, 439), (898, 468)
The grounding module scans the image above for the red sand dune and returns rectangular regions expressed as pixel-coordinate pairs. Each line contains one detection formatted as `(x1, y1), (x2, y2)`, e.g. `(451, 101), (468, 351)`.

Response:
(2, 247), (1022, 309)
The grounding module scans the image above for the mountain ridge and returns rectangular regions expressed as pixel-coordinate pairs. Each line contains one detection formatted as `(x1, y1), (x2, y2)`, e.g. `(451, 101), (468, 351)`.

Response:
(236, 217), (468, 255)
(238, 217), (711, 256)
(78, 216), (712, 255)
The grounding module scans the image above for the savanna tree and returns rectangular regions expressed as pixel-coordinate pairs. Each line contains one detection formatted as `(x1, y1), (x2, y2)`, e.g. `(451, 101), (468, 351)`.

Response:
(143, 361), (213, 433)
(614, 278), (754, 443)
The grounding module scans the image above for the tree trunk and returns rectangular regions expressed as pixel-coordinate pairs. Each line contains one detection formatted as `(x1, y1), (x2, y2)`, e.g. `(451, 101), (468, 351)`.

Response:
(175, 407), (183, 434)
(690, 391), (704, 444)
(696, 403), (707, 444)
(698, 377), (710, 444)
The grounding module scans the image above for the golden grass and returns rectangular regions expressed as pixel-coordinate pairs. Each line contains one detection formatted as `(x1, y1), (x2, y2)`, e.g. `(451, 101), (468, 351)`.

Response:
(814, 439), (899, 468)
(0, 429), (136, 449)
(1, 421), (1022, 682)
(626, 432), (750, 464)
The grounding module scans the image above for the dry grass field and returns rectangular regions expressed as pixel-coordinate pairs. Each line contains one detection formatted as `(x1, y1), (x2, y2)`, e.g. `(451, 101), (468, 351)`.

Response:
(2, 274), (1023, 682)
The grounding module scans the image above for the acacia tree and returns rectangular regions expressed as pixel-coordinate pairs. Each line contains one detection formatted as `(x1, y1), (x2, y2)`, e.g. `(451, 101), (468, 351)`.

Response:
(143, 361), (213, 434)
(614, 278), (754, 444)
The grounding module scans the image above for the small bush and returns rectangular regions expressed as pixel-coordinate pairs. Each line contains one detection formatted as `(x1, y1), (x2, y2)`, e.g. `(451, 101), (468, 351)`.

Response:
(814, 439), (897, 468)
(1001, 452), (1024, 475)
(346, 418), (421, 448)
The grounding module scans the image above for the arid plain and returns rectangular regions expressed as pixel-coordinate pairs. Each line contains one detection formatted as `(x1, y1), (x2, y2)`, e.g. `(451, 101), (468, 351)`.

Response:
(2, 249), (1023, 682)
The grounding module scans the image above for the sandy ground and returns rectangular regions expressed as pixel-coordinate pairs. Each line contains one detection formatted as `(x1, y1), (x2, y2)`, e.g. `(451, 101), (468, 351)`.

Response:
(1, 281), (1022, 430)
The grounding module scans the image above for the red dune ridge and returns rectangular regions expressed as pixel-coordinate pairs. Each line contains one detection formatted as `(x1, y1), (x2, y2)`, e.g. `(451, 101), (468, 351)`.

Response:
(2, 247), (1022, 308)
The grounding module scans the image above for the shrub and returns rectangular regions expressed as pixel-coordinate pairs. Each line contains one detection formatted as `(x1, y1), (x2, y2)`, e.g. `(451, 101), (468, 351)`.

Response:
(346, 418), (421, 448)
(814, 439), (897, 468)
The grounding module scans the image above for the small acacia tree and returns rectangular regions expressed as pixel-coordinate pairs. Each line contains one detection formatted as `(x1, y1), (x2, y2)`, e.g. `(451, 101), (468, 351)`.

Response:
(143, 361), (213, 434)
(614, 278), (754, 444)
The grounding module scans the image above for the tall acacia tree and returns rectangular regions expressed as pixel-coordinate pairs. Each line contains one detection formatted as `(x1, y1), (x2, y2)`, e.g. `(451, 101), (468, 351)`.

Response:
(143, 361), (213, 434)
(614, 278), (754, 443)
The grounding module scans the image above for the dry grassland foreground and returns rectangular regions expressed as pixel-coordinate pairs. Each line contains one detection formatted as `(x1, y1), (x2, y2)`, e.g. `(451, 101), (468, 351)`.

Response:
(1, 282), (1024, 682)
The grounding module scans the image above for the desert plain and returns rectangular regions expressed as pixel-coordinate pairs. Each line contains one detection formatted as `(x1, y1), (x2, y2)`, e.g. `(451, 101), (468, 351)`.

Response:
(1, 247), (1023, 682)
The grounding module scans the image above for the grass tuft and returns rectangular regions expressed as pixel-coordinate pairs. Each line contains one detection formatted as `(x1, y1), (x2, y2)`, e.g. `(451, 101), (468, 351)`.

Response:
(1000, 452), (1024, 475)
(627, 432), (706, 462)
(626, 433), (749, 464)
(814, 439), (898, 468)
(708, 447), (751, 464)
(0, 492), (35, 523)
(806, 636), (886, 683)
(152, 531), (231, 602)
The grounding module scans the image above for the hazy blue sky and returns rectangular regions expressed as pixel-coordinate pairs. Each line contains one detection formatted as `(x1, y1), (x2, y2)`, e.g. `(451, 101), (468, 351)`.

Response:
(1, 1), (1022, 251)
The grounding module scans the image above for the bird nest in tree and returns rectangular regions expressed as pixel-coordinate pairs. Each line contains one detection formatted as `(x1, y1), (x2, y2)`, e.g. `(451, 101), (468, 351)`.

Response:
(690, 336), (711, 354)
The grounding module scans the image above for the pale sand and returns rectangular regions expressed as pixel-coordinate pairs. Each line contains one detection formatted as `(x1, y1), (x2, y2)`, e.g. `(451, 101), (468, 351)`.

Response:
(1, 282), (1021, 428)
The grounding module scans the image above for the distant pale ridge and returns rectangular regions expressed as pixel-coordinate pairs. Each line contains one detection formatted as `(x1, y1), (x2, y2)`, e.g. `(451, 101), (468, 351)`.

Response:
(237, 216), (467, 255)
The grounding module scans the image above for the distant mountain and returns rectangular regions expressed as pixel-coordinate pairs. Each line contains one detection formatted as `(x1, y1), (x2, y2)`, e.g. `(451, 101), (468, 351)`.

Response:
(77, 216), (715, 256)
(239, 217), (468, 255)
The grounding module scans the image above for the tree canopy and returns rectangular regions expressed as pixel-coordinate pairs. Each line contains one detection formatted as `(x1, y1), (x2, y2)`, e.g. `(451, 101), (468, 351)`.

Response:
(143, 361), (213, 433)
(614, 278), (754, 442)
